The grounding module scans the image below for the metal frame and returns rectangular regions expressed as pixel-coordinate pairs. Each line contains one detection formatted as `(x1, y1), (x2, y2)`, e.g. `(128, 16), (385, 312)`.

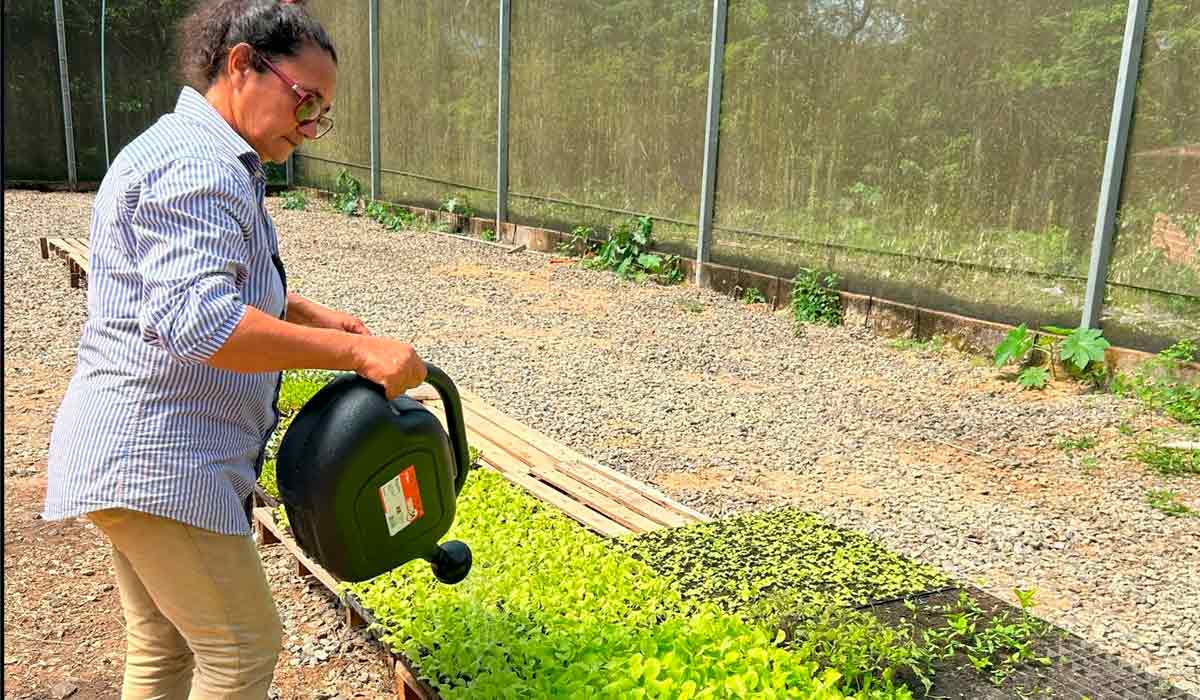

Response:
(695, 0), (728, 285)
(1081, 0), (1149, 330)
(100, 0), (111, 170)
(368, 0), (382, 201)
(496, 0), (512, 229)
(53, 0), (77, 187)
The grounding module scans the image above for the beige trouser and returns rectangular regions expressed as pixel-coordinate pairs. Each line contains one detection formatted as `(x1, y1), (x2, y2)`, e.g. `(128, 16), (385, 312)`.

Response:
(88, 508), (284, 700)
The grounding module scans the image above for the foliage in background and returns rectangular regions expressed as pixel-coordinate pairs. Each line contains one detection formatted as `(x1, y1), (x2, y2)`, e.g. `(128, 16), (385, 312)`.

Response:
(741, 287), (767, 305)
(791, 268), (843, 329)
(281, 190), (307, 211)
(1112, 340), (1200, 426)
(582, 216), (684, 285)
(277, 369), (336, 416)
(1146, 489), (1196, 517)
(440, 193), (476, 220)
(332, 169), (364, 216)
(1133, 443), (1200, 477)
(366, 199), (419, 232)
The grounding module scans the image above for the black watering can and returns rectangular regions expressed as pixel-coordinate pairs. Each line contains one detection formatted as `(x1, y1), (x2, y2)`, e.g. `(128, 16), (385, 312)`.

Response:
(275, 364), (473, 584)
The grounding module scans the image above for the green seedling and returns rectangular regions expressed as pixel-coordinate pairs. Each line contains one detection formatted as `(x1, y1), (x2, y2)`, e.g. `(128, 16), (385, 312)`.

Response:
(1017, 367), (1049, 390)
(994, 324), (1034, 368)
(332, 169), (363, 216)
(791, 268), (843, 329)
(1146, 489), (1195, 517)
(281, 190), (307, 210)
(741, 287), (767, 305)
(1056, 435), (1097, 453)
(1111, 341), (1200, 427)
(1133, 443), (1200, 477)
(584, 216), (682, 285)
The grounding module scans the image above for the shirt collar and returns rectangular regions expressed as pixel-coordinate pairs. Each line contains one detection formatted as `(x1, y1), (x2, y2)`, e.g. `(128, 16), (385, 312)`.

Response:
(174, 86), (265, 178)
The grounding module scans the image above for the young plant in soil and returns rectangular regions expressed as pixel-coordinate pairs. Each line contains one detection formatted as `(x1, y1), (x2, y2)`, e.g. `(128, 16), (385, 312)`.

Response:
(1111, 340), (1200, 427)
(790, 268), (843, 329)
(887, 336), (947, 355)
(993, 324), (1113, 389)
(345, 470), (911, 699)
(583, 216), (684, 285)
(1133, 442), (1200, 477)
(1145, 489), (1195, 517)
(741, 287), (767, 305)
(332, 169), (364, 216)
(439, 193), (475, 220)
(1056, 435), (1097, 454)
(556, 225), (597, 257)
(281, 190), (307, 211)
(613, 508), (950, 620)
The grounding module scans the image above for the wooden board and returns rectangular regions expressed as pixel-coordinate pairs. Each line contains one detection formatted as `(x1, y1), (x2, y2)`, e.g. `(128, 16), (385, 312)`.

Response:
(405, 384), (708, 538)
(455, 388), (707, 523)
(420, 403), (634, 537)
(41, 237), (91, 287)
(253, 507), (342, 595)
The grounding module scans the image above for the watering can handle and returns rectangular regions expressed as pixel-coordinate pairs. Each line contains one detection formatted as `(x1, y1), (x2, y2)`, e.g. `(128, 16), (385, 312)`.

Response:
(421, 364), (472, 494)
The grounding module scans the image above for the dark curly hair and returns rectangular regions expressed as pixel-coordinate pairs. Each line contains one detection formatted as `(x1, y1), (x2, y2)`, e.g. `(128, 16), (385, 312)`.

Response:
(177, 0), (337, 91)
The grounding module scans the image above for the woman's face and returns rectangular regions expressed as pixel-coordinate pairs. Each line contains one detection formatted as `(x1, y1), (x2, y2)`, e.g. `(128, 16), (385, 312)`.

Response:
(224, 42), (337, 164)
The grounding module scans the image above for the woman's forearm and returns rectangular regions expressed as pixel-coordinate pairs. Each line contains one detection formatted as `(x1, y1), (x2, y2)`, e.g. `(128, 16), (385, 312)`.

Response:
(208, 304), (360, 373)
(284, 292), (321, 327)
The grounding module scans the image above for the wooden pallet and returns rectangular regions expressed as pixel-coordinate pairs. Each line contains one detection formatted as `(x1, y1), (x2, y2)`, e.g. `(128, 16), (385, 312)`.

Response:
(39, 236), (91, 288)
(407, 384), (709, 537)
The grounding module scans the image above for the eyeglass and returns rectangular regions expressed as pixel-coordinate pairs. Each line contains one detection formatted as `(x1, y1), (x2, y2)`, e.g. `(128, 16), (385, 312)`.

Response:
(260, 55), (334, 139)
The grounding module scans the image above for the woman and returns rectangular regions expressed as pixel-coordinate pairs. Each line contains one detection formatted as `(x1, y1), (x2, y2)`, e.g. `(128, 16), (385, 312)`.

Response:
(41, 1), (425, 697)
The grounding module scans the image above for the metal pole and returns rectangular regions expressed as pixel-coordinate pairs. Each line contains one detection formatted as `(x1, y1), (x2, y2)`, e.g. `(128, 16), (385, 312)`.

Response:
(100, 0), (110, 169)
(286, 153), (294, 188)
(496, 0), (511, 229)
(368, 0), (381, 201)
(53, 0), (78, 187)
(1081, 0), (1148, 330)
(695, 0), (728, 286)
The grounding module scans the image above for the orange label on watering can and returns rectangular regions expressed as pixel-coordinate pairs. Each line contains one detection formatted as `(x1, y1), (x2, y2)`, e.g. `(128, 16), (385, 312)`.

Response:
(380, 466), (425, 536)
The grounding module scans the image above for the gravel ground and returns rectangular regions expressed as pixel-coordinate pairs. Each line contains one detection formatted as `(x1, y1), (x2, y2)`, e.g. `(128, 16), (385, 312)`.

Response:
(5, 189), (1199, 695)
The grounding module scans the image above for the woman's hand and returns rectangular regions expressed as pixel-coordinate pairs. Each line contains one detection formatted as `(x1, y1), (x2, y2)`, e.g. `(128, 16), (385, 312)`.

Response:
(350, 336), (427, 399)
(311, 306), (371, 335)
(287, 293), (371, 335)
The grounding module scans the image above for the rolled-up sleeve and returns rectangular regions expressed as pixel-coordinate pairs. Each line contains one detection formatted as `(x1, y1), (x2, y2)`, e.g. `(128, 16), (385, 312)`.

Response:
(131, 158), (253, 365)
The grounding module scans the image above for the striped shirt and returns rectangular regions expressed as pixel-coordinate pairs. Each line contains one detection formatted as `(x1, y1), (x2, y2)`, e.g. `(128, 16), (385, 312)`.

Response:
(43, 87), (287, 536)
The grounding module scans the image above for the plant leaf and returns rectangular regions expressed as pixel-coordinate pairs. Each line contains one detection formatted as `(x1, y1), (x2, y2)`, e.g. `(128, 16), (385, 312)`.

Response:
(638, 254), (662, 272)
(994, 324), (1032, 368)
(1017, 367), (1049, 390)
(1060, 328), (1110, 370)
